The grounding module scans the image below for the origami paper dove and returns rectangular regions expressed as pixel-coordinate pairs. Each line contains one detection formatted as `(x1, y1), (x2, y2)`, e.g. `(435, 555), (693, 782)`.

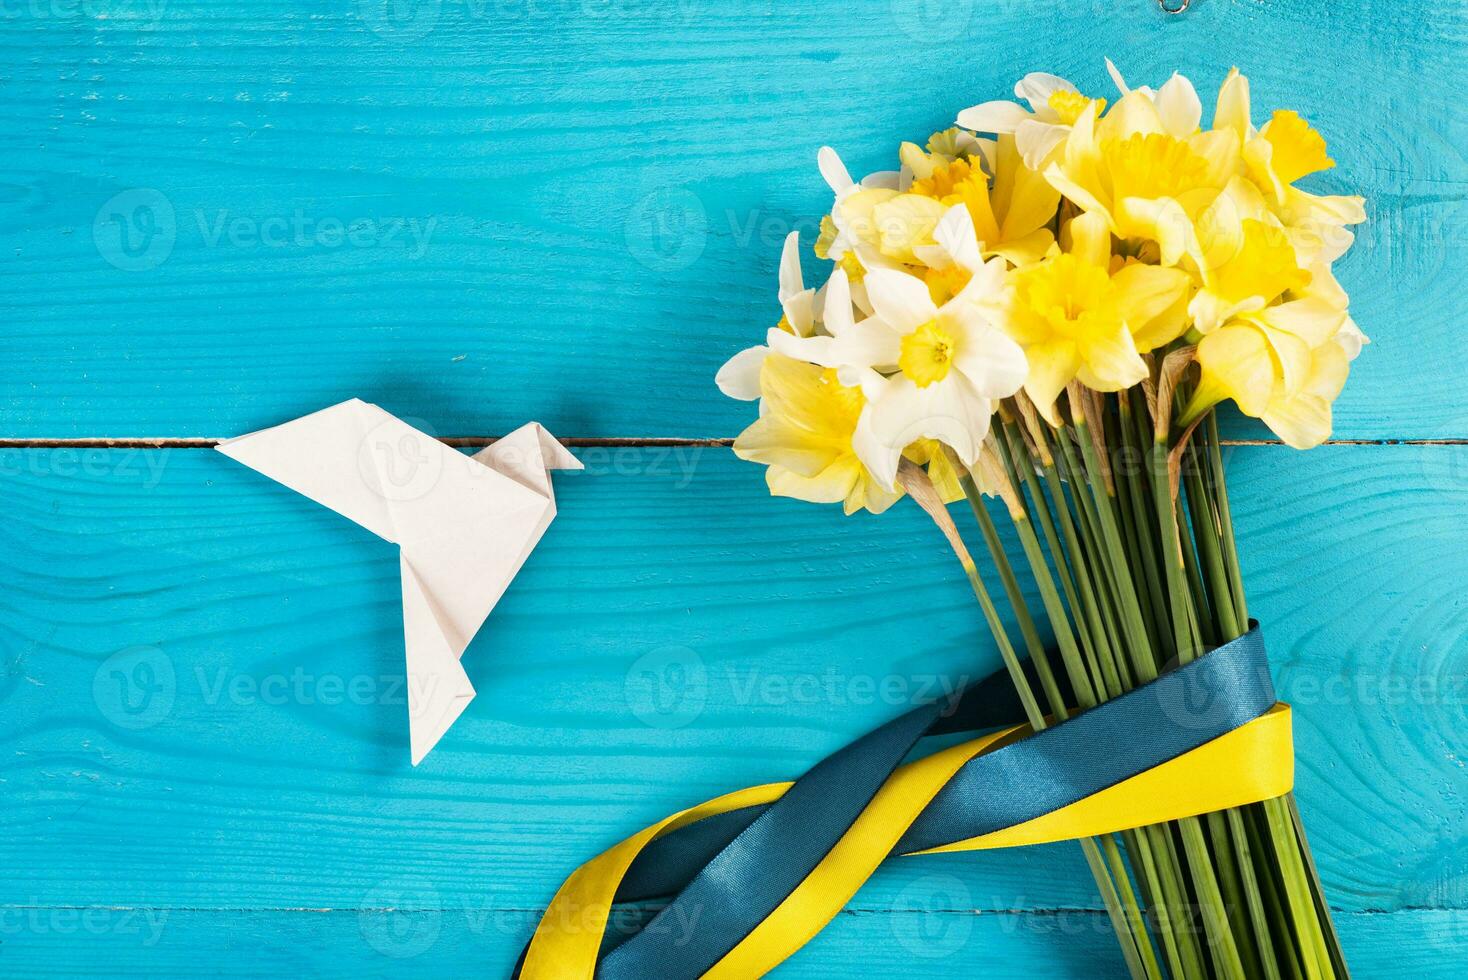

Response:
(217, 398), (581, 764)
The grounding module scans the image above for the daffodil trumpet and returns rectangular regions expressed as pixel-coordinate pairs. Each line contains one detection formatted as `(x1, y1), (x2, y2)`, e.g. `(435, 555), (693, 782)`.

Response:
(711, 61), (1362, 978)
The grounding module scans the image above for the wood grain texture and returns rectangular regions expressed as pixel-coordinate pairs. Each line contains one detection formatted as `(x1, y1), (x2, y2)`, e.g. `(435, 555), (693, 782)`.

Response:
(2, 0), (1464, 439)
(0, 908), (1463, 979)
(2, 446), (1465, 976)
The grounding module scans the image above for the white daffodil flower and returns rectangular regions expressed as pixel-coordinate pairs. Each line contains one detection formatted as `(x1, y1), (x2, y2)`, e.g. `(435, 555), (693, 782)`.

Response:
(957, 70), (1106, 170)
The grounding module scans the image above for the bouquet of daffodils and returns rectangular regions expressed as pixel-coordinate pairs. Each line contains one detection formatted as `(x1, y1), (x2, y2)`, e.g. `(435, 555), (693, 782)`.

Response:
(720, 63), (1364, 979)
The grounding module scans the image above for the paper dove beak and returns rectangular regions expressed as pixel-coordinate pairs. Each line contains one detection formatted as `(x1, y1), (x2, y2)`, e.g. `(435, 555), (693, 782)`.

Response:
(216, 400), (580, 765)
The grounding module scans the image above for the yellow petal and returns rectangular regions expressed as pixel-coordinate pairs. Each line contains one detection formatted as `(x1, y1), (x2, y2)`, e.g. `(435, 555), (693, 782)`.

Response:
(767, 460), (857, 506)
(1185, 128), (1242, 192)
(992, 134), (1062, 241)
(1111, 263), (1193, 350)
(1195, 324), (1276, 417)
(1113, 195), (1194, 266)
(872, 194), (948, 264)
(1250, 297), (1347, 349)
(1261, 110), (1333, 184)
(1022, 339), (1082, 424)
(1064, 211), (1113, 268)
(986, 227), (1055, 267)
(735, 416), (836, 477)
(1259, 342), (1347, 449)
(1075, 320), (1147, 392)
(1099, 89), (1166, 141)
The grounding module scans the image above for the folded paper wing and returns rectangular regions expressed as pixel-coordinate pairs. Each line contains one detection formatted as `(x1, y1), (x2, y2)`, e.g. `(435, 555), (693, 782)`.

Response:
(217, 399), (581, 764)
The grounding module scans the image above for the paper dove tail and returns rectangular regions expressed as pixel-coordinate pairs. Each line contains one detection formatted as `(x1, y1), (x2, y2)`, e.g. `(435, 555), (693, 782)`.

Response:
(401, 556), (477, 765)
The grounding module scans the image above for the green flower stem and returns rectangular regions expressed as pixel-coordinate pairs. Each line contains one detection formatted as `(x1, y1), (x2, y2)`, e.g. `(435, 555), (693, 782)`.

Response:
(1264, 797), (1330, 979)
(1227, 806), (1283, 980)
(983, 437), (1097, 709)
(1183, 452), (1238, 641)
(1173, 495), (1212, 648)
(1101, 833), (1167, 980)
(1037, 448), (1126, 700)
(1288, 796), (1351, 979)
(1248, 807), (1308, 980)
(948, 514), (1153, 980)
(968, 495), (1069, 719)
(986, 435), (1207, 977)
(1051, 438), (1134, 694)
(1123, 827), (1191, 979)
(1068, 418), (1159, 681)
(1197, 411), (1348, 977)
(1145, 438), (1247, 979)
(1203, 412), (1248, 624)
(998, 419), (1110, 701)
(1207, 809), (1263, 976)
(1116, 396), (1171, 651)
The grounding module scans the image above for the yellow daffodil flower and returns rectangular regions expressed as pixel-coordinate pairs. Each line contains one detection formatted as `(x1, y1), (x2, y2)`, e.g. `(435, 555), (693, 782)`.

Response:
(1185, 303), (1365, 449)
(1187, 176), (1314, 333)
(733, 352), (903, 515)
(1042, 81), (1238, 267)
(1212, 68), (1366, 269)
(999, 212), (1192, 421)
(903, 134), (1060, 268)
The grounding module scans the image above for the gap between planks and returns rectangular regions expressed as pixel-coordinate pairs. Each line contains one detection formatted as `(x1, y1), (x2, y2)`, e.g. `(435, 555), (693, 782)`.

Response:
(3, 437), (1468, 450)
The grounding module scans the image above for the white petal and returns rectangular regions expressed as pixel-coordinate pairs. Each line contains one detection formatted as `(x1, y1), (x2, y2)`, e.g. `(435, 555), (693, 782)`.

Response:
(852, 403), (904, 491)
(957, 99), (1031, 134)
(782, 289), (816, 335)
(818, 146), (854, 193)
(715, 345), (768, 400)
(863, 170), (902, 190)
(933, 204), (984, 272)
(1014, 72), (1078, 109)
(864, 268), (940, 333)
(953, 256), (1009, 307)
(766, 327), (839, 368)
(833, 318), (902, 372)
(778, 231), (804, 302)
(865, 375), (993, 468)
(823, 267), (855, 336)
(1014, 119), (1070, 171)
(1105, 58), (1130, 95)
(1335, 317), (1369, 360)
(951, 321), (1029, 399)
(1156, 72), (1202, 138)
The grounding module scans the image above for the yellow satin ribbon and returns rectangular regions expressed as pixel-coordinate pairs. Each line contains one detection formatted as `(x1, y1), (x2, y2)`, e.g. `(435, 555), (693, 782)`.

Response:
(522, 703), (1293, 979)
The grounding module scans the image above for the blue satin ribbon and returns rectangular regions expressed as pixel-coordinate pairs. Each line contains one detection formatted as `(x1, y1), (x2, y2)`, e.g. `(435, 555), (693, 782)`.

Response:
(515, 625), (1274, 979)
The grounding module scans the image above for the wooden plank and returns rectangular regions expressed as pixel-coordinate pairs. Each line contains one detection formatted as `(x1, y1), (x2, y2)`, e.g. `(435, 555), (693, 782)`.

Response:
(2, 0), (1463, 439)
(0, 907), (1461, 978)
(3, 444), (1465, 930)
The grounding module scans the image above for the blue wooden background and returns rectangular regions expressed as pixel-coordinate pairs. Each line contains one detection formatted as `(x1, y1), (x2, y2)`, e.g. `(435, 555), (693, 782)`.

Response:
(2, 0), (1465, 976)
